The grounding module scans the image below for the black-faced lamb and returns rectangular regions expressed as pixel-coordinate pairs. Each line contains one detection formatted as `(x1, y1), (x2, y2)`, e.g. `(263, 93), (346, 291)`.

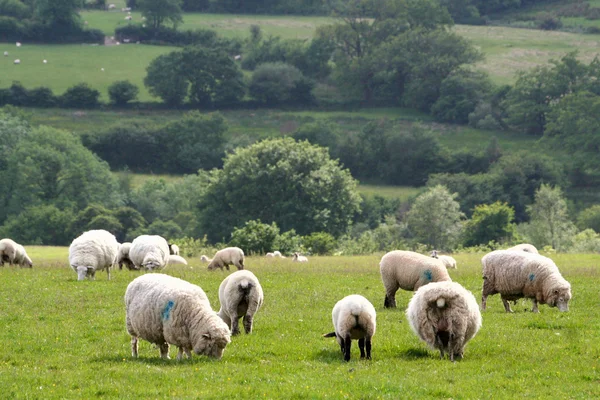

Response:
(481, 250), (571, 313)
(217, 270), (264, 335)
(292, 252), (308, 262)
(406, 281), (482, 362)
(69, 230), (120, 281)
(380, 250), (451, 308)
(117, 242), (137, 270)
(125, 273), (231, 360)
(207, 247), (244, 271)
(129, 235), (188, 271)
(430, 250), (457, 269)
(323, 294), (376, 361)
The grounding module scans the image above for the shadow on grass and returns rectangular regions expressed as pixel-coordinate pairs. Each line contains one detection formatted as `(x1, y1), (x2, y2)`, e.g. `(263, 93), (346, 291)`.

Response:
(91, 354), (221, 365)
(396, 347), (432, 360)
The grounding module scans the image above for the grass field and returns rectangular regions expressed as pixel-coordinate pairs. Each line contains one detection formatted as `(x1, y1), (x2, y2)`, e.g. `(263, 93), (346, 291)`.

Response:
(0, 248), (599, 398)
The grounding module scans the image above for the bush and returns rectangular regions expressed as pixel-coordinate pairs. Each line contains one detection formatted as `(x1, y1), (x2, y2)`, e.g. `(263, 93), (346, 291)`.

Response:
(538, 15), (563, 30)
(108, 80), (139, 106)
(569, 229), (600, 253)
(576, 205), (600, 232)
(302, 232), (337, 255)
(249, 62), (314, 106)
(61, 83), (100, 108)
(273, 229), (303, 255)
(228, 220), (280, 255)
(28, 87), (57, 107)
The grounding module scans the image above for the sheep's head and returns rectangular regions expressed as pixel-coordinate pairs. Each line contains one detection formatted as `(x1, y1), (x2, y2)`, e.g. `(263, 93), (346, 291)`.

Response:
(547, 285), (572, 312)
(430, 250), (438, 258)
(75, 266), (90, 281)
(194, 330), (231, 359)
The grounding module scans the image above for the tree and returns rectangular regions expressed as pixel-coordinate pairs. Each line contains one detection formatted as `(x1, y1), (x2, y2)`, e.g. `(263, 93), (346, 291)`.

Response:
(196, 138), (362, 243)
(61, 83), (100, 108)
(249, 62), (313, 106)
(462, 202), (516, 247)
(406, 185), (464, 250)
(576, 205), (600, 233)
(34, 0), (82, 36)
(229, 220), (280, 255)
(144, 52), (188, 106)
(108, 80), (139, 106)
(137, 0), (183, 30)
(0, 205), (73, 245)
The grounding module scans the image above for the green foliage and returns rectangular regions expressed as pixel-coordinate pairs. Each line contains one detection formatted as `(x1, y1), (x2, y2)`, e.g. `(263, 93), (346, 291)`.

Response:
(229, 220), (280, 255)
(61, 83), (100, 108)
(34, 0), (82, 34)
(354, 194), (402, 230)
(0, 0), (31, 19)
(144, 52), (188, 106)
(291, 121), (341, 156)
(569, 229), (600, 253)
(129, 219), (183, 241)
(108, 80), (139, 106)
(0, 109), (30, 171)
(462, 201), (517, 247)
(137, 0), (183, 30)
(0, 205), (73, 245)
(406, 184), (464, 250)
(576, 205), (600, 232)
(302, 231), (337, 255)
(272, 229), (303, 255)
(196, 138), (362, 242)
(249, 62), (313, 106)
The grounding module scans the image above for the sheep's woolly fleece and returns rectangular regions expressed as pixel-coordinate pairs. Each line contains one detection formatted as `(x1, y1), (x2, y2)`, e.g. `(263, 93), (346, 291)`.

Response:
(68, 229), (119, 281)
(217, 270), (264, 335)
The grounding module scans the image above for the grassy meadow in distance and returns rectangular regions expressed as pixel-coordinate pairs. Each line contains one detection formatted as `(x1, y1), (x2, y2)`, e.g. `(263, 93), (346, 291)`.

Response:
(1, 249), (599, 398)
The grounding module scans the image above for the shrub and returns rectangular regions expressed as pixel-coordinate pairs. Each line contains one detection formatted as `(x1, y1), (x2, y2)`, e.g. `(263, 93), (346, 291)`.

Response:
(576, 205), (600, 232)
(28, 87), (57, 107)
(108, 80), (139, 106)
(61, 83), (100, 108)
(302, 232), (337, 255)
(249, 62), (314, 106)
(229, 220), (280, 255)
(273, 229), (303, 255)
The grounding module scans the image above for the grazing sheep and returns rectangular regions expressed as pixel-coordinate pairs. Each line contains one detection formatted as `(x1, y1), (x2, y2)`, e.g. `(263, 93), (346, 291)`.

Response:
(506, 243), (539, 254)
(266, 252), (275, 257)
(13, 243), (33, 268)
(430, 250), (457, 269)
(0, 238), (32, 267)
(69, 230), (119, 281)
(217, 270), (264, 335)
(406, 281), (482, 362)
(380, 250), (452, 308)
(3, 51), (7, 56)
(481, 250), (571, 313)
(292, 252), (308, 262)
(273, 251), (286, 258)
(125, 273), (231, 360)
(117, 242), (137, 271)
(323, 294), (376, 361)
(168, 243), (180, 256)
(129, 235), (188, 271)
(200, 255), (211, 263)
(13, 59), (20, 64)
(207, 247), (244, 271)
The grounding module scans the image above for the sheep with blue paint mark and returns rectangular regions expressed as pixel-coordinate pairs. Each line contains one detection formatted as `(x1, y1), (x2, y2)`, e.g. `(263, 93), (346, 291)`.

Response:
(481, 250), (571, 313)
(125, 273), (231, 360)
(379, 250), (451, 308)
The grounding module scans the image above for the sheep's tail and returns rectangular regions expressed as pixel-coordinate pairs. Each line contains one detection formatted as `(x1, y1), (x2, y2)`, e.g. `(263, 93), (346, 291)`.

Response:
(167, 255), (188, 265)
(238, 279), (254, 301)
(323, 332), (336, 338)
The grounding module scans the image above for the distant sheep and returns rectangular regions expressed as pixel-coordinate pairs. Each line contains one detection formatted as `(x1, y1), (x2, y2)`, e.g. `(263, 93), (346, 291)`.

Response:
(117, 242), (137, 271)
(13, 59), (20, 64)
(323, 294), (376, 361)
(168, 243), (180, 256)
(13, 243), (33, 268)
(69, 230), (119, 281)
(380, 250), (451, 308)
(129, 235), (187, 271)
(406, 281), (482, 361)
(273, 251), (285, 258)
(266, 252), (275, 257)
(430, 250), (457, 269)
(506, 243), (539, 254)
(481, 250), (571, 313)
(200, 255), (211, 263)
(217, 270), (264, 335)
(207, 247), (244, 271)
(125, 273), (231, 360)
(0, 238), (32, 267)
(292, 252), (308, 262)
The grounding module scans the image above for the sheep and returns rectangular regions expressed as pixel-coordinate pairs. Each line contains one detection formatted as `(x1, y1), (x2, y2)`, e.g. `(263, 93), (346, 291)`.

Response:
(13, 59), (20, 64)
(129, 235), (188, 271)
(0, 238), (32, 267)
(323, 294), (376, 361)
(266, 252), (275, 257)
(273, 251), (286, 258)
(125, 273), (231, 360)
(168, 243), (180, 256)
(506, 243), (539, 254)
(217, 270), (264, 335)
(430, 250), (457, 269)
(207, 247), (244, 271)
(200, 255), (211, 263)
(68, 230), (119, 281)
(380, 250), (452, 308)
(406, 281), (482, 362)
(3, 51), (7, 56)
(292, 252), (308, 262)
(481, 250), (571, 313)
(13, 243), (33, 268)
(117, 242), (137, 271)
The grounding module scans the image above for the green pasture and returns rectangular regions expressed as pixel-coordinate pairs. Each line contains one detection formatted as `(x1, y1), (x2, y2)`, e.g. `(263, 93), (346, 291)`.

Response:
(0, 249), (599, 398)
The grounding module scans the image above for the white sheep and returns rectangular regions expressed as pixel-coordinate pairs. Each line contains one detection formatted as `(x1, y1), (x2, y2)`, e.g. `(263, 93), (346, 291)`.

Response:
(13, 59), (20, 64)
(129, 235), (188, 271)
(266, 252), (275, 257)
(207, 247), (244, 271)
(430, 250), (457, 269)
(3, 51), (7, 56)
(292, 252), (308, 262)
(117, 242), (137, 270)
(168, 243), (180, 256)
(506, 243), (539, 254)
(380, 250), (451, 308)
(0, 238), (32, 267)
(273, 251), (286, 258)
(13, 243), (33, 268)
(200, 255), (211, 263)
(406, 281), (482, 362)
(68, 230), (119, 281)
(217, 270), (264, 335)
(481, 250), (571, 313)
(125, 273), (231, 360)
(323, 294), (376, 361)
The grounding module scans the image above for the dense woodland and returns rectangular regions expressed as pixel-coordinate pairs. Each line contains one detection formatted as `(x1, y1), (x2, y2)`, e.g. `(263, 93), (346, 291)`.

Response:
(1, 0), (600, 254)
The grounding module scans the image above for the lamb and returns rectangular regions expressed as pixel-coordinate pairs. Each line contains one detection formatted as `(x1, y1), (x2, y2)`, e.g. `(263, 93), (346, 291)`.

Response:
(0, 238), (32, 267)
(406, 281), (482, 362)
(117, 242), (137, 270)
(323, 294), (376, 361)
(431, 250), (457, 269)
(168, 243), (180, 256)
(217, 270), (264, 335)
(207, 247), (244, 271)
(506, 243), (539, 254)
(292, 252), (308, 262)
(125, 273), (231, 360)
(68, 230), (120, 281)
(481, 250), (571, 313)
(379, 250), (452, 308)
(129, 235), (188, 271)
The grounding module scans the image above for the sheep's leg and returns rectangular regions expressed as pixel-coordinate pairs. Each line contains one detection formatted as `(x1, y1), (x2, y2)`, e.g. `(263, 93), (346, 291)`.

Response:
(184, 348), (192, 359)
(531, 299), (539, 313)
(365, 337), (372, 360)
(481, 293), (487, 310)
(358, 338), (366, 359)
(230, 316), (241, 336)
(236, 260), (245, 270)
(501, 297), (514, 313)
(118, 262), (123, 270)
(384, 291), (397, 308)
(343, 334), (352, 362)
(337, 335), (344, 354)
(177, 347), (184, 361)
(90, 270), (96, 281)
(106, 267), (111, 280)
(131, 336), (138, 358)
(243, 314), (253, 334)
(159, 342), (170, 359)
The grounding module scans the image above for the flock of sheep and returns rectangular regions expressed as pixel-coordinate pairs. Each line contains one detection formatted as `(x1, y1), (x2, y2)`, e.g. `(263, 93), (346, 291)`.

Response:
(0, 232), (572, 362)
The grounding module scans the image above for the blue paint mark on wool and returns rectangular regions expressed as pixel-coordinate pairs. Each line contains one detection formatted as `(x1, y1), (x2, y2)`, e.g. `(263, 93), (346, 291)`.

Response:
(162, 300), (175, 321)
(424, 270), (433, 281)
(529, 273), (535, 282)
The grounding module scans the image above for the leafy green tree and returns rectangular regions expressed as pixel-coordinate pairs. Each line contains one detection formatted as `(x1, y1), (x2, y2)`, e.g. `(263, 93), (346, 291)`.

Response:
(249, 62), (313, 106)
(462, 202), (516, 247)
(406, 185), (464, 250)
(302, 232), (337, 255)
(108, 80), (139, 106)
(144, 52), (188, 106)
(61, 83), (100, 108)
(576, 205), (600, 233)
(196, 138), (362, 242)
(292, 121), (341, 156)
(229, 220), (280, 255)
(0, 205), (74, 245)
(137, 0), (183, 30)
(273, 229), (303, 255)
(0, 110), (30, 171)
(113, 206), (147, 242)
(34, 0), (82, 35)
(570, 229), (600, 253)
